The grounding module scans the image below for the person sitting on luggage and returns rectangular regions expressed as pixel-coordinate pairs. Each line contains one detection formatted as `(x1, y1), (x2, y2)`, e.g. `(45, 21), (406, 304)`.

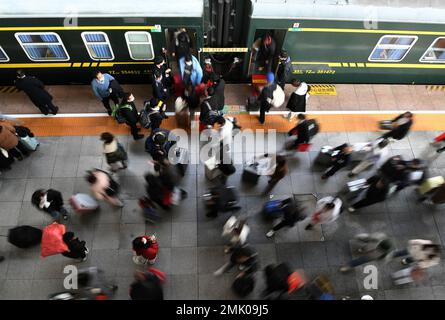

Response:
(348, 175), (390, 213)
(321, 143), (353, 180)
(145, 128), (175, 163)
(258, 72), (277, 124)
(132, 235), (159, 265)
(117, 93), (144, 141)
(264, 263), (305, 299)
(286, 113), (311, 150)
(179, 53), (203, 87)
(152, 70), (169, 101)
(31, 188), (69, 221)
(100, 132), (128, 173)
(285, 80), (309, 121)
(0, 122), (30, 161)
(214, 244), (259, 278)
(222, 216), (250, 254)
(381, 111), (413, 141)
(86, 169), (124, 208)
(339, 232), (394, 273)
(305, 196), (343, 230)
(61, 232), (89, 262)
(276, 51), (292, 90)
(349, 138), (390, 177)
(265, 198), (305, 238)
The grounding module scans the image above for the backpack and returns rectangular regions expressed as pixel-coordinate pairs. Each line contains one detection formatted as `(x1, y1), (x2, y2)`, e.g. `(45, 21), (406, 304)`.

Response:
(112, 103), (133, 124)
(271, 85), (285, 108)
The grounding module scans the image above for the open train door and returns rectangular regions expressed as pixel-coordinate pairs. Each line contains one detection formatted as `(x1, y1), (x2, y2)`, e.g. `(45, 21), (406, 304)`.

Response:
(164, 28), (198, 72)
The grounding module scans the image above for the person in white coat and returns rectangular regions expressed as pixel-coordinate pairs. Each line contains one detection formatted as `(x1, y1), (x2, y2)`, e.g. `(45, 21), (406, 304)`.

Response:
(389, 239), (441, 269)
(222, 216), (250, 254)
(349, 138), (390, 177)
(305, 196), (342, 230)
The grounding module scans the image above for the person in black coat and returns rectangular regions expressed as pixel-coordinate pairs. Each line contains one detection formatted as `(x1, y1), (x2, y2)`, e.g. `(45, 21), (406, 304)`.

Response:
(152, 70), (169, 101)
(152, 55), (172, 88)
(119, 93), (144, 140)
(209, 73), (225, 110)
(322, 143), (353, 180)
(31, 188), (69, 221)
(381, 112), (413, 140)
(285, 79), (309, 119)
(276, 51), (292, 90)
(287, 113), (311, 149)
(258, 72), (277, 124)
(255, 32), (276, 73)
(214, 245), (259, 278)
(348, 175), (390, 213)
(14, 70), (58, 115)
(199, 87), (220, 126)
(130, 270), (164, 300)
(62, 232), (89, 262)
(265, 198), (305, 238)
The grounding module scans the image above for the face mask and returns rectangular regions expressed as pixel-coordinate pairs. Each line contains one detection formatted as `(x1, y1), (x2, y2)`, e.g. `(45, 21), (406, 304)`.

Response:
(186, 61), (192, 66)
(128, 95), (135, 102)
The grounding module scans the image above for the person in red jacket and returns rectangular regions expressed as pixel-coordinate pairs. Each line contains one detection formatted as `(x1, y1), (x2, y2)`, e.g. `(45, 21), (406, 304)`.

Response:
(132, 235), (158, 265)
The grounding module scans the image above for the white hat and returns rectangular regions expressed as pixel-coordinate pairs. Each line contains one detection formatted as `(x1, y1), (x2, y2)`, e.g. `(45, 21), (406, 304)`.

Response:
(295, 82), (308, 96)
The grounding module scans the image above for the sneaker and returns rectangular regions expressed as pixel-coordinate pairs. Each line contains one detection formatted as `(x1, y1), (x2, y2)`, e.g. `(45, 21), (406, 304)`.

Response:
(339, 266), (351, 273)
(348, 207), (356, 213)
(265, 230), (275, 238)
(401, 258), (409, 265)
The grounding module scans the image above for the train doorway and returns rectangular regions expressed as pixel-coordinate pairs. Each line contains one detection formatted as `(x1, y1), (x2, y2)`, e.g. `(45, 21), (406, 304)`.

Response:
(164, 28), (198, 72)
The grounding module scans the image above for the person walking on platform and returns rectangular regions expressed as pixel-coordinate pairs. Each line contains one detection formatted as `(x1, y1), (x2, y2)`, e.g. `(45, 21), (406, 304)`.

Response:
(261, 155), (289, 195)
(321, 143), (353, 180)
(14, 70), (59, 115)
(117, 93), (144, 141)
(179, 54), (203, 87)
(348, 175), (389, 213)
(380, 111), (413, 141)
(305, 196), (342, 230)
(214, 245), (259, 278)
(349, 138), (390, 177)
(265, 198), (305, 238)
(100, 132), (128, 173)
(132, 235), (159, 265)
(285, 80), (309, 121)
(86, 169), (124, 208)
(276, 50), (292, 90)
(91, 70), (121, 115)
(258, 72), (277, 124)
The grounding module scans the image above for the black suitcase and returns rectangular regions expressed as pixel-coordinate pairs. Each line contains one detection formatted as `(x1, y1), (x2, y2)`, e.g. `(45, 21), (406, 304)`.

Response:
(314, 146), (334, 167)
(242, 165), (260, 185)
(232, 275), (255, 297)
(8, 226), (42, 248)
(247, 96), (259, 112)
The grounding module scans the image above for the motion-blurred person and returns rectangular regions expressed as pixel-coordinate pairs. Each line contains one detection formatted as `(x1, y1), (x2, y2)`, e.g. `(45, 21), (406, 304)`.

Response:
(214, 245), (259, 277)
(0, 122), (30, 160)
(380, 111), (413, 141)
(62, 232), (89, 262)
(264, 263), (305, 299)
(321, 143), (353, 180)
(285, 80), (309, 120)
(100, 132), (128, 173)
(91, 70), (122, 115)
(260, 154), (289, 195)
(174, 96), (191, 132)
(305, 196), (342, 230)
(339, 232), (394, 272)
(179, 53), (203, 87)
(140, 98), (168, 131)
(258, 72), (278, 124)
(388, 239), (441, 269)
(184, 81), (200, 121)
(130, 269), (165, 300)
(285, 113), (316, 151)
(222, 216), (250, 254)
(349, 138), (390, 177)
(15, 70), (59, 115)
(31, 188), (69, 221)
(86, 169), (124, 208)
(117, 92), (144, 140)
(132, 235), (159, 265)
(199, 87), (221, 130)
(253, 32), (276, 73)
(265, 198), (305, 238)
(276, 51), (292, 90)
(348, 175), (390, 213)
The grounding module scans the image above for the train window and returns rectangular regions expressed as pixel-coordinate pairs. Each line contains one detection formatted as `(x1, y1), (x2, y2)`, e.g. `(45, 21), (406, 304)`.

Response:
(81, 32), (114, 61)
(125, 32), (154, 60)
(0, 46), (9, 62)
(420, 38), (445, 63)
(368, 35), (418, 62)
(15, 32), (70, 61)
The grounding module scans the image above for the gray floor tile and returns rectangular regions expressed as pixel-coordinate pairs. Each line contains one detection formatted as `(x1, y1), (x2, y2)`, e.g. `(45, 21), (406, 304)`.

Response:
(171, 247), (197, 275)
(0, 202), (21, 226)
(172, 222), (197, 247)
(52, 156), (79, 178)
(0, 178), (26, 202)
(93, 224), (120, 250)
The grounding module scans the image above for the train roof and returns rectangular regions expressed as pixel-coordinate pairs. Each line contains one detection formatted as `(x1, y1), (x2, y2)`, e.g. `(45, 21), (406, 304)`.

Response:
(251, 0), (445, 25)
(0, 0), (204, 18)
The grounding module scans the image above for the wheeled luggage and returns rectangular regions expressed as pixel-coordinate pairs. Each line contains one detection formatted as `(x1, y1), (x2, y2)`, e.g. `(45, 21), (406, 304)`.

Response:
(263, 200), (285, 220)
(69, 193), (100, 214)
(417, 176), (445, 195)
(204, 156), (223, 181)
(138, 197), (161, 223)
(314, 146), (334, 167)
(346, 179), (368, 201)
(204, 186), (239, 212)
(20, 135), (39, 151)
(8, 226), (43, 248)
(242, 164), (260, 185)
(379, 120), (393, 130)
(232, 275), (255, 297)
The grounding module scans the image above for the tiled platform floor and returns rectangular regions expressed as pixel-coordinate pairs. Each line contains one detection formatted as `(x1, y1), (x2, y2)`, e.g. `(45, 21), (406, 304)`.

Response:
(1, 83), (445, 114)
(1, 130), (445, 300)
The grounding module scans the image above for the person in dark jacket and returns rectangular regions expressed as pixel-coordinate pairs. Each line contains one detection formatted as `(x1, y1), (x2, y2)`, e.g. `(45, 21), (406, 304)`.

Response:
(264, 263), (305, 298)
(145, 98), (167, 131)
(322, 143), (353, 180)
(152, 70), (169, 101)
(265, 198), (305, 238)
(255, 32), (276, 73)
(287, 113), (310, 149)
(214, 245), (259, 278)
(173, 28), (191, 62)
(152, 55), (172, 88)
(381, 111), (413, 140)
(31, 189), (69, 221)
(262, 155), (289, 195)
(14, 70), (59, 115)
(276, 51), (292, 90)
(285, 80), (309, 120)
(145, 128), (176, 162)
(119, 93), (144, 140)
(348, 175), (390, 213)
(199, 87), (220, 127)
(100, 132), (128, 172)
(184, 82), (200, 121)
(202, 58), (216, 86)
(258, 72), (277, 124)
(209, 73), (225, 110)
(130, 270), (164, 300)
(62, 232), (89, 262)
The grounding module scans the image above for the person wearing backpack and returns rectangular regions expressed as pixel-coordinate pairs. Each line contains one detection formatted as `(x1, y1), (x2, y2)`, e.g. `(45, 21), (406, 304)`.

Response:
(285, 79), (309, 121)
(100, 132), (128, 172)
(115, 93), (143, 140)
(140, 98), (167, 131)
(86, 169), (124, 208)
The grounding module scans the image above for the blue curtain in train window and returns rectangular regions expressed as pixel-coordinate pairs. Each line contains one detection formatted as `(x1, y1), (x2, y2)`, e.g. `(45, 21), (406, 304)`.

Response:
(18, 34), (67, 59)
(85, 33), (112, 59)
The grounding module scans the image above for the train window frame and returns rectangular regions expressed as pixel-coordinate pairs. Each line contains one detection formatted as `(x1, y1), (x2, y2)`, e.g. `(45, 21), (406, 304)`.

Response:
(81, 31), (115, 61)
(420, 37), (445, 63)
(368, 35), (418, 63)
(14, 32), (70, 62)
(124, 31), (154, 61)
(0, 46), (9, 62)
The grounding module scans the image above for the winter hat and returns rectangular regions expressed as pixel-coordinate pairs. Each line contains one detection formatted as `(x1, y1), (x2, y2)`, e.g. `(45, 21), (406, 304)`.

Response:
(154, 56), (164, 65)
(266, 72), (275, 84)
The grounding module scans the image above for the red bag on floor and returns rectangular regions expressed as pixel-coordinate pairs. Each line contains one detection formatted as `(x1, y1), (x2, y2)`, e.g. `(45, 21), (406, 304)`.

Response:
(434, 132), (445, 142)
(41, 223), (69, 258)
(297, 143), (311, 152)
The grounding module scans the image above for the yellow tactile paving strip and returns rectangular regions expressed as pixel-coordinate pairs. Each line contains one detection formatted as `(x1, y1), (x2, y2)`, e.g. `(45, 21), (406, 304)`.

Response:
(4, 113), (444, 137)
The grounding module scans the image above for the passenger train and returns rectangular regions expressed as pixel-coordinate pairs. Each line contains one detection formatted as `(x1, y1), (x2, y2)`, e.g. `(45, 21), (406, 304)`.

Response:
(0, 0), (444, 85)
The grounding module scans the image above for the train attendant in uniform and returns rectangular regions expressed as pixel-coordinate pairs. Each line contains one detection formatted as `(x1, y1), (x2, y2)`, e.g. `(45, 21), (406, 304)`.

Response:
(276, 50), (292, 90)
(91, 70), (121, 115)
(14, 70), (59, 115)
(152, 55), (172, 88)
(152, 70), (169, 101)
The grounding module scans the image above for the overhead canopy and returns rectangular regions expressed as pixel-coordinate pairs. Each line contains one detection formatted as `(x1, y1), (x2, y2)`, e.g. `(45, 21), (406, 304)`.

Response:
(0, 0), (204, 18)
(251, 0), (445, 25)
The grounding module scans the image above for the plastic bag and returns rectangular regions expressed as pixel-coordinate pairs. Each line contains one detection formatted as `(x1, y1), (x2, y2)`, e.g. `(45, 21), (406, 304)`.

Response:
(41, 223), (69, 258)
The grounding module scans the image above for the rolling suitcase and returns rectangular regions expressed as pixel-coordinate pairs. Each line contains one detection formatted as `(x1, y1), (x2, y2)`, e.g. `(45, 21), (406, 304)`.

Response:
(417, 176), (445, 195)
(219, 186), (239, 211)
(263, 200), (284, 220)
(69, 193), (99, 214)
(204, 156), (223, 181)
(8, 226), (42, 248)
(242, 164), (260, 185)
(314, 146), (334, 167)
